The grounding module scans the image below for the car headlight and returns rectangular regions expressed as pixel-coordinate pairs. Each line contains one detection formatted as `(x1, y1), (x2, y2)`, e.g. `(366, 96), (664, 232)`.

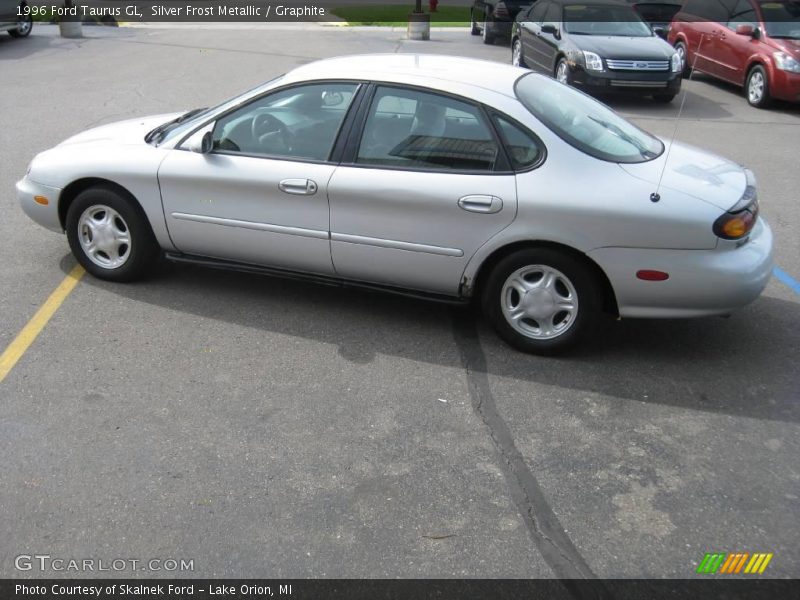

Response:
(671, 52), (682, 73)
(773, 51), (800, 73)
(582, 51), (603, 71)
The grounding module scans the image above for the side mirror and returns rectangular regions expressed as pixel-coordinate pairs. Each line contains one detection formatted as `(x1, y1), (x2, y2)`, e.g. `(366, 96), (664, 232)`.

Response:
(653, 26), (667, 40)
(735, 24), (755, 37)
(185, 128), (214, 154)
(541, 24), (559, 38)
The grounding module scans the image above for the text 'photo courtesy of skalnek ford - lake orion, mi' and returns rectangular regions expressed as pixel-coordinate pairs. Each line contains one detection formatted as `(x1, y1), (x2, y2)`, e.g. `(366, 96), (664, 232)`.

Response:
(1, 1), (799, 599)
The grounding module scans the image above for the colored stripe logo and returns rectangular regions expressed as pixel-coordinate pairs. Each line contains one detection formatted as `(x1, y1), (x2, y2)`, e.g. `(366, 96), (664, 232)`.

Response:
(697, 552), (773, 574)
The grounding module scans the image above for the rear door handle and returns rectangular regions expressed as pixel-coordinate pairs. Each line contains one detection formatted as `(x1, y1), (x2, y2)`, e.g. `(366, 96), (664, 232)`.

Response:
(279, 179), (318, 195)
(457, 195), (503, 214)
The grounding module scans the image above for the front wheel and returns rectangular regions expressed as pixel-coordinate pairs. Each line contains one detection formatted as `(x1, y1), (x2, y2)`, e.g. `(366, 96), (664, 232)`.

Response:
(8, 13), (33, 38)
(511, 38), (526, 68)
(66, 186), (160, 282)
(746, 65), (772, 108)
(482, 249), (600, 355)
(555, 58), (572, 86)
(674, 41), (691, 77)
(652, 93), (676, 103)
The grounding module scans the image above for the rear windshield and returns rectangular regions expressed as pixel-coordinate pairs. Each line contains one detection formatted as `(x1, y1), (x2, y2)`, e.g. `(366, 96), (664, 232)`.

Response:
(514, 74), (664, 163)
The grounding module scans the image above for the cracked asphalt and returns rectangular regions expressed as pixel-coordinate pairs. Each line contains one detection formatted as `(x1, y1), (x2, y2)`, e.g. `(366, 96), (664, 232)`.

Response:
(0, 23), (798, 580)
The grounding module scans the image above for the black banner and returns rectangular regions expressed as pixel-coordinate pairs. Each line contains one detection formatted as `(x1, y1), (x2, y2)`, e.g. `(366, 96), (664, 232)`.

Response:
(2, 579), (800, 600)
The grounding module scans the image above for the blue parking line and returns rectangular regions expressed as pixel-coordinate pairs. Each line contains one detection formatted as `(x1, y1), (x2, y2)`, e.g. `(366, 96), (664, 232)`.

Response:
(774, 267), (800, 296)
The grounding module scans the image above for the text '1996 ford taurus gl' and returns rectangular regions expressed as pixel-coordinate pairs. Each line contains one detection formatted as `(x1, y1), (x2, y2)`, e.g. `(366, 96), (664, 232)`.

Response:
(17, 55), (773, 354)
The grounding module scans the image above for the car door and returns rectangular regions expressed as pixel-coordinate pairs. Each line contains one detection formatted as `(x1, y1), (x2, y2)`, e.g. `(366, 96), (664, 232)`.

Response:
(158, 82), (361, 275)
(520, 1), (551, 71)
(326, 85), (518, 296)
(715, 0), (760, 84)
(536, 2), (564, 74)
(0, 0), (16, 26)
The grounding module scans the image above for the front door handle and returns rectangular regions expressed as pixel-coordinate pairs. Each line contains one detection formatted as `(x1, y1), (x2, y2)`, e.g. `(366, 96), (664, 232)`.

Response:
(458, 195), (503, 214)
(279, 179), (318, 195)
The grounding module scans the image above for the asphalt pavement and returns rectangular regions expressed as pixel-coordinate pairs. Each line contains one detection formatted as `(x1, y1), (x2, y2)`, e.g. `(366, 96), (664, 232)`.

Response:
(0, 23), (798, 579)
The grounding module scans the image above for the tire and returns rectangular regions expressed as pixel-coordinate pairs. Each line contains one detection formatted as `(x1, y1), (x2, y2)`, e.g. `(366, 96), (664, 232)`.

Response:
(8, 13), (33, 38)
(470, 10), (480, 35)
(652, 93), (676, 103)
(674, 41), (691, 78)
(555, 58), (572, 86)
(482, 14), (495, 45)
(481, 249), (600, 355)
(511, 38), (527, 68)
(745, 65), (772, 108)
(65, 186), (160, 282)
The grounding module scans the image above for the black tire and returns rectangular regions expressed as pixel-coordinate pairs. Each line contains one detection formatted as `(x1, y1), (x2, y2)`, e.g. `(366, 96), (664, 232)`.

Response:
(511, 37), (527, 68)
(674, 41), (691, 78)
(555, 57), (572, 86)
(65, 185), (160, 282)
(481, 248), (600, 355)
(745, 65), (772, 109)
(8, 13), (33, 38)
(652, 93), (676, 103)
(482, 14), (496, 45)
(470, 10), (480, 35)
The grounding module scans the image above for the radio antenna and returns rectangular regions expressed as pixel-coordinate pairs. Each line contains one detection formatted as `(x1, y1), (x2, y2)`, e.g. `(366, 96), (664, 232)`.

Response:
(651, 33), (708, 203)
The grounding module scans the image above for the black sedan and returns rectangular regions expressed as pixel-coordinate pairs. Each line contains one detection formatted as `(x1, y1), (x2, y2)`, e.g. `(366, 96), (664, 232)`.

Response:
(471, 0), (533, 44)
(511, 0), (682, 102)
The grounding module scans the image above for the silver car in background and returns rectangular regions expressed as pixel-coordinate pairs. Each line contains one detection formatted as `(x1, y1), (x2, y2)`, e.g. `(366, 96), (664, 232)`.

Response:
(17, 55), (773, 353)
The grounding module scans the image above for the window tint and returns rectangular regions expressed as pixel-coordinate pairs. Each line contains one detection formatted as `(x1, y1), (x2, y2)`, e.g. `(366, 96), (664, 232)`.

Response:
(515, 74), (663, 163)
(212, 83), (358, 161)
(543, 2), (561, 26)
(682, 0), (731, 22)
(528, 1), (549, 22)
(493, 115), (543, 170)
(356, 87), (500, 172)
(727, 0), (757, 29)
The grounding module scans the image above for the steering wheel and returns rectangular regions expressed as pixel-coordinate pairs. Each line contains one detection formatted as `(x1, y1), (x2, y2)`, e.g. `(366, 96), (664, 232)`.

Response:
(251, 113), (292, 152)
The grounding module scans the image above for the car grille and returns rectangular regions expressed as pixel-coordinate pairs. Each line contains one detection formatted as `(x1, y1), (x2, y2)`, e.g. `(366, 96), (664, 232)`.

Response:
(606, 59), (670, 71)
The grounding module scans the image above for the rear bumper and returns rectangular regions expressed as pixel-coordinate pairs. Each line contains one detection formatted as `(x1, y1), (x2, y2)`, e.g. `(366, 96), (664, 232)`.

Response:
(17, 176), (63, 233)
(572, 67), (682, 95)
(588, 218), (773, 318)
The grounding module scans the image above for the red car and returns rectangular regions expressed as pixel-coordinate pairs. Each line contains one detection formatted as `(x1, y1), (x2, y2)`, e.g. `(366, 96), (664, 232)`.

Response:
(668, 0), (800, 107)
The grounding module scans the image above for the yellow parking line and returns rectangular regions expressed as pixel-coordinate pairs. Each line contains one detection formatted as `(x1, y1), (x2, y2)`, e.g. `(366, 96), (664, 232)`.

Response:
(0, 264), (85, 383)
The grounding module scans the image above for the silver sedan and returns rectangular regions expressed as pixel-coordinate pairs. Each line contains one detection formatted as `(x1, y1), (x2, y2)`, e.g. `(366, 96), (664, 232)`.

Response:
(17, 54), (773, 353)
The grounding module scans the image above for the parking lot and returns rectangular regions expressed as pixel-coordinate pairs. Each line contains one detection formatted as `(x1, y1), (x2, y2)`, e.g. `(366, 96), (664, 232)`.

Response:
(1, 23), (798, 579)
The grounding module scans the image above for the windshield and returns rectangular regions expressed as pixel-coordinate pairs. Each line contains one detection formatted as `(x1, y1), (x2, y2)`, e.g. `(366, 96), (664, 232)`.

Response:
(761, 1), (800, 39)
(515, 73), (664, 163)
(563, 4), (654, 36)
(149, 75), (285, 145)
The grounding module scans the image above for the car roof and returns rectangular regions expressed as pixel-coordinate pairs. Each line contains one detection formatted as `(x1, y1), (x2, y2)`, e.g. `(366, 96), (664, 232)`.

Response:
(283, 54), (527, 99)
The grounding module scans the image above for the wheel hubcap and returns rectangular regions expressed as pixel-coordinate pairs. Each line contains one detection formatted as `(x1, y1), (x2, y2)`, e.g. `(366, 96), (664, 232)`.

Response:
(749, 72), (764, 103)
(513, 42), (521, 66)
(556, 63), (568, 84)
(78, 205), (132, 269)
(483, 20), (488, 39)
(676, 45), (685, 70)
(18, 17), (31, 34)
(500, 265), (578, 340)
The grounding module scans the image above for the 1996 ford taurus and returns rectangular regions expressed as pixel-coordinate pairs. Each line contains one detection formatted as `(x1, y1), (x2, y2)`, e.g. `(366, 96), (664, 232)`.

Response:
(17, 55), (773, 354)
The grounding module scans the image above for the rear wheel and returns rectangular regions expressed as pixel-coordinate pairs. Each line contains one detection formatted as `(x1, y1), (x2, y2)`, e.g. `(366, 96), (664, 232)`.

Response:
(511, 38), (527, 68)
(482, 249), (600, 354)
(66, 186), (160, 282)
(470, 10), (480, 35)
(745, 65), (772, 108)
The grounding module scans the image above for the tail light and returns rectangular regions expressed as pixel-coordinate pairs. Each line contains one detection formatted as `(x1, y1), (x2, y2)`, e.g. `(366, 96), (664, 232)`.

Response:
(713, 171), (759, 240)
(494, 2), (510, 19)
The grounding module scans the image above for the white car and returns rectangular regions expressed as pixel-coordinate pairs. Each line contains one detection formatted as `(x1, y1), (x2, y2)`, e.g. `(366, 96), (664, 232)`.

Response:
(17, 54), (773, 353)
